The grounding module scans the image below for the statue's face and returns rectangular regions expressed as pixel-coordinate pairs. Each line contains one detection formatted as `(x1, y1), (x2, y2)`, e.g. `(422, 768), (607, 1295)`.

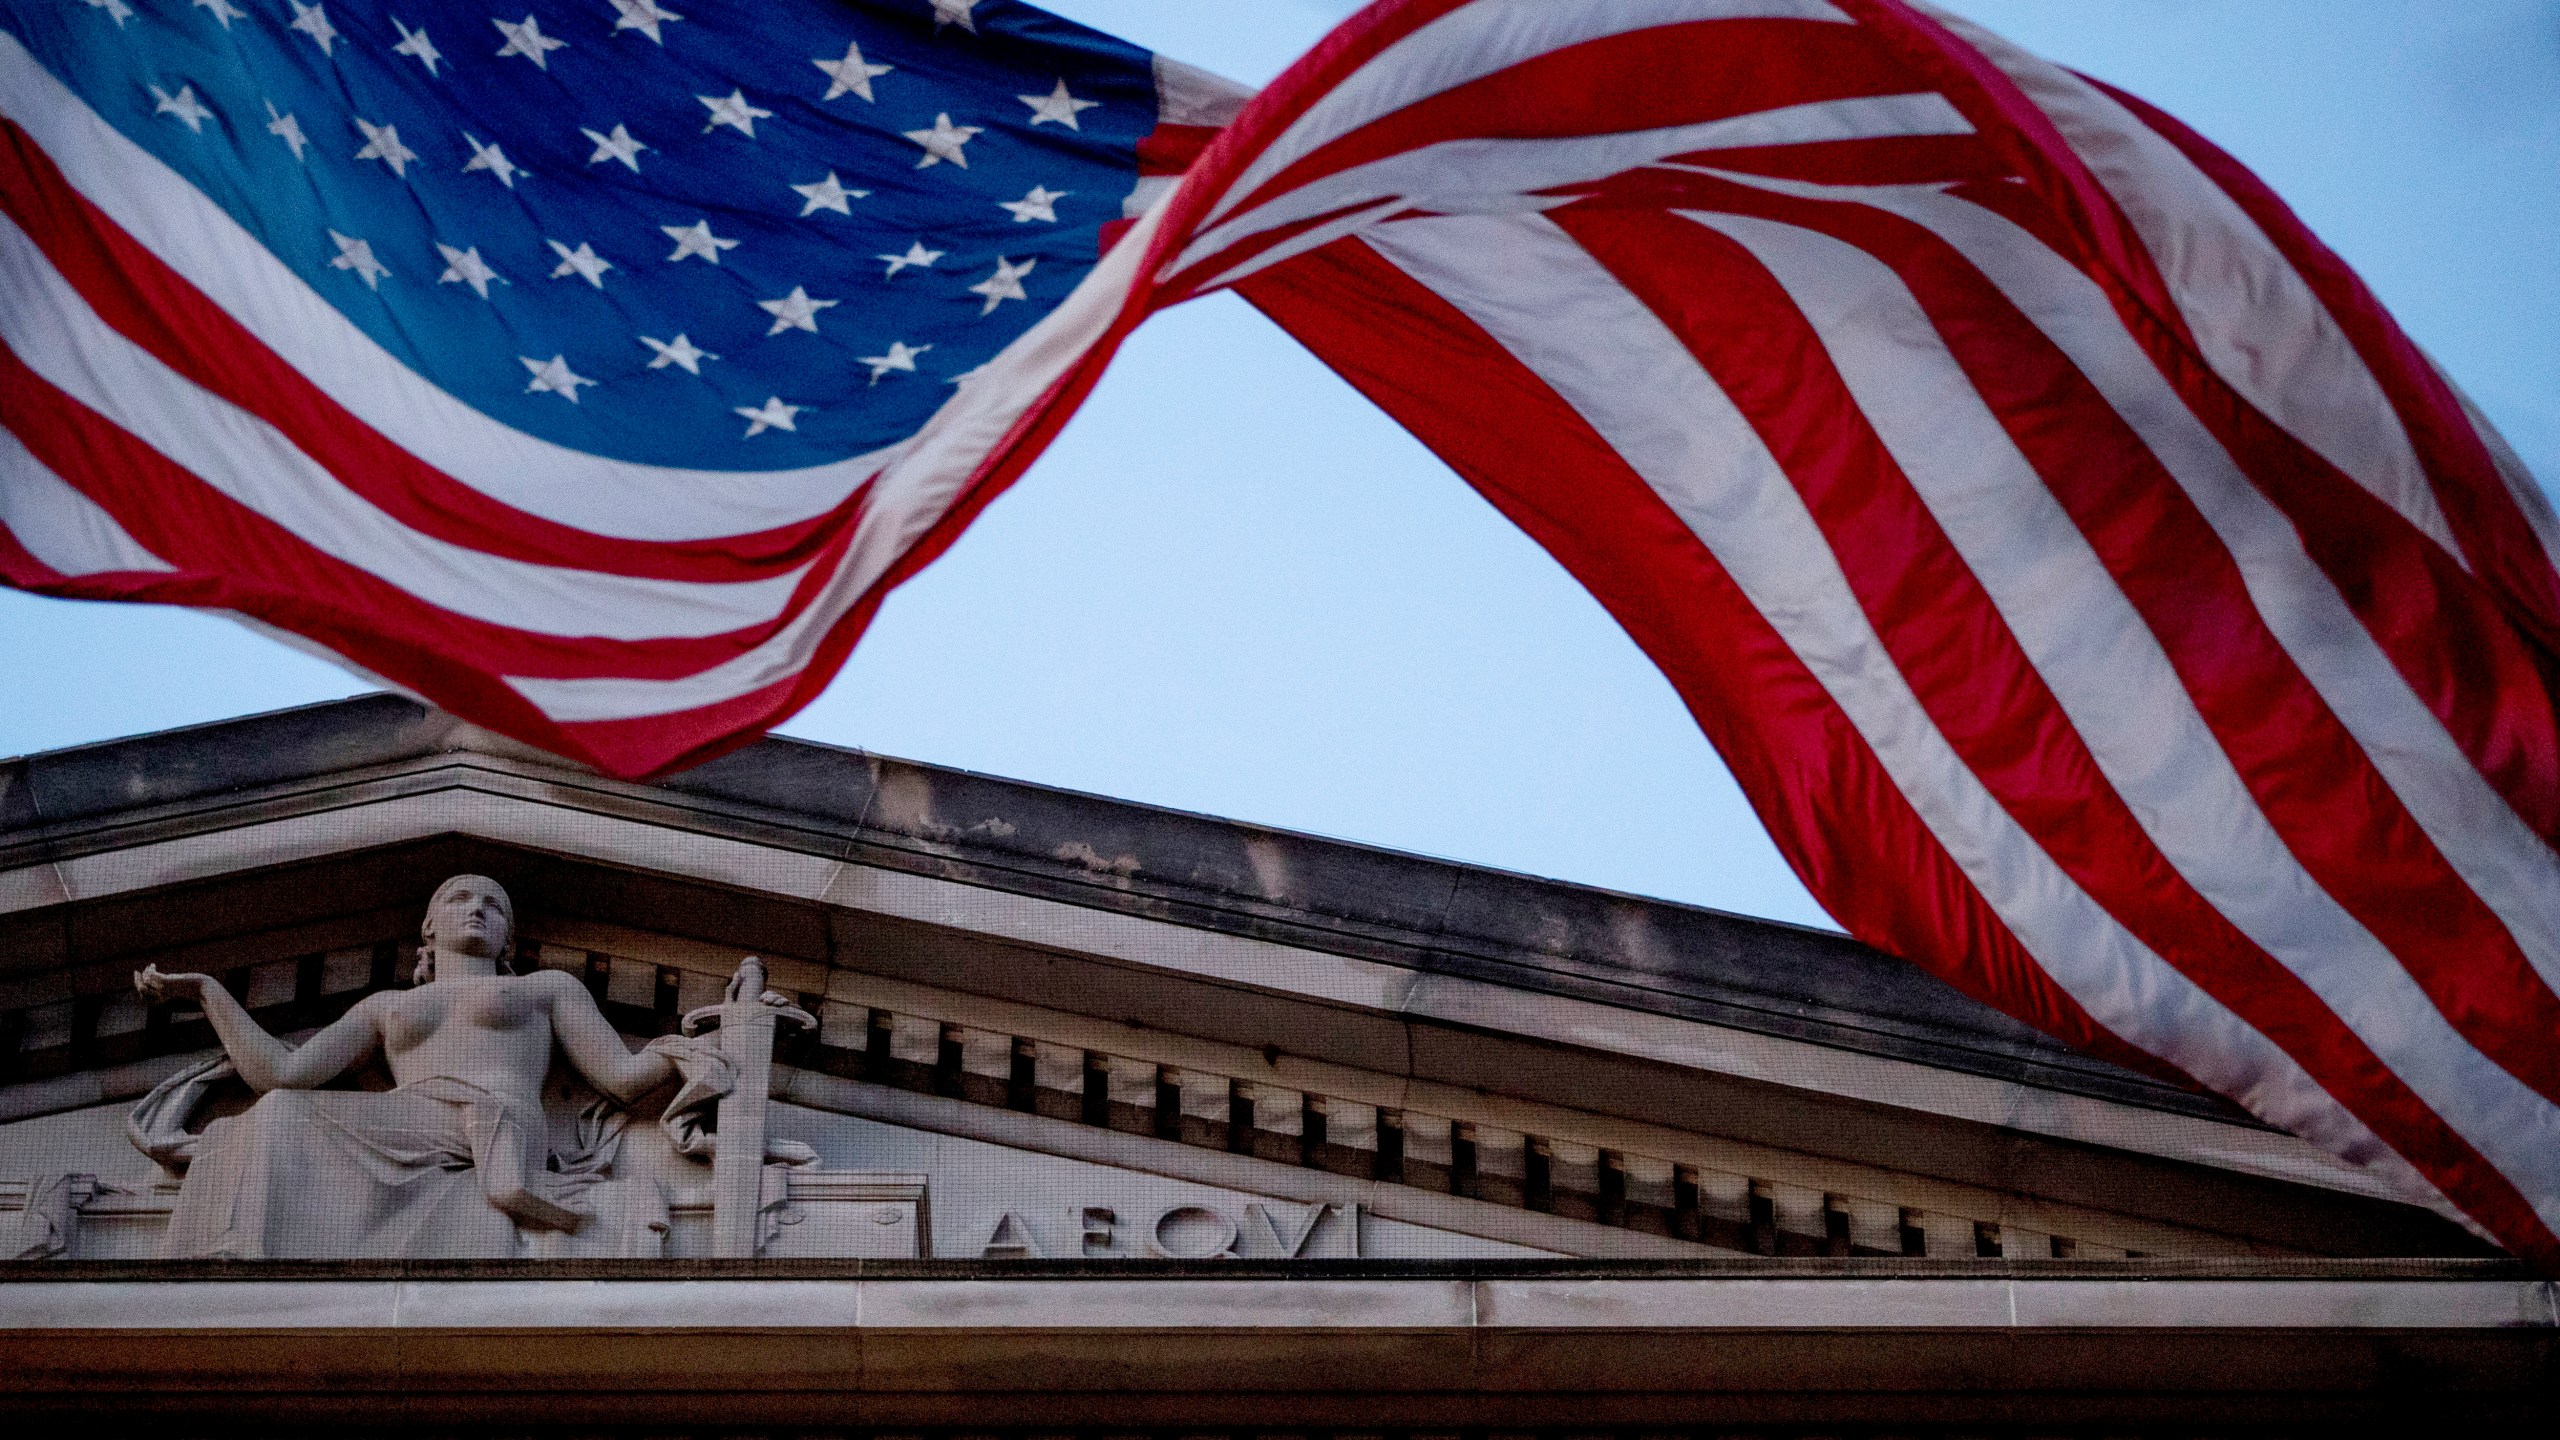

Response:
(425, 877), (512, 964)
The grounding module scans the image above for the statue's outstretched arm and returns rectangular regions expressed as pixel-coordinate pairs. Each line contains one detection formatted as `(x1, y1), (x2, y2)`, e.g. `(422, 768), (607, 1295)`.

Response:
(133, 965), (384, 1093)
(540, 970), (676, 1104)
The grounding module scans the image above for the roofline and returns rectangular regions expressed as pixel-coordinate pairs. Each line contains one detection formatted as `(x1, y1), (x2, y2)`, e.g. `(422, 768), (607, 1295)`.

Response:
(0, 694), (2232, 1124)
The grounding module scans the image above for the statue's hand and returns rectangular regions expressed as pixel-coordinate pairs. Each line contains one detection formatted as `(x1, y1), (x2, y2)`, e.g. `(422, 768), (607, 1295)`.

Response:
(134, 964), (211, 1005)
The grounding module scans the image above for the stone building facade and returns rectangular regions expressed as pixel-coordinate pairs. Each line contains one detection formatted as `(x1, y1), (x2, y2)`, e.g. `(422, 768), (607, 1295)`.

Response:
(0, 696), (2548, 1433)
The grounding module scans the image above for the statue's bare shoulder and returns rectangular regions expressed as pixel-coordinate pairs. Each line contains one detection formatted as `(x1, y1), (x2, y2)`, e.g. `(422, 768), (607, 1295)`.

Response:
(522, 965), (665, 1096)
(526, 966), (585, 989)
(522, 966), (598, 1007)
(339, 985), (404, 1026)
(523, 968), (602, 1029)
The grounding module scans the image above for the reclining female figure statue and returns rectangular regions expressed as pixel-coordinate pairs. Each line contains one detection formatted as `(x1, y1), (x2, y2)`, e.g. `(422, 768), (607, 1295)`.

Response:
(134, 874), (685, 1258)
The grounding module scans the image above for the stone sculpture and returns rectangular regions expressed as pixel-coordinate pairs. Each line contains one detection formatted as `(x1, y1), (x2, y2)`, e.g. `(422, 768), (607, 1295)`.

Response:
(125, 874), (805, 1259)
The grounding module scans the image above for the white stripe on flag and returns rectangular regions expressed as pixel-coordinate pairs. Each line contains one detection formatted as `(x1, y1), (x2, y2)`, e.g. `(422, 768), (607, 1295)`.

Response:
(1807, 178), (2560, 1011)
(1911, 5), (2460, 565)
(0, 213), (812, 642)
(1690, 207), (2560, 1213)
(0, 29), (901, 543)
(2433, 357), (2560, 579)
(1201, 0), (1850, 230)
(0, 424), (173, 576)
(1361, 208), (2457, 1215)
(1175, 93), (1973, 290)
(1150, 54), (1254, 129)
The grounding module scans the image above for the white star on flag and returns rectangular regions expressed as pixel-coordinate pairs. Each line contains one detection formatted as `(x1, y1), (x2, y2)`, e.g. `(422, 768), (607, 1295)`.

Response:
(998, 185), (1067, 223)
(699, 90), (774, 138)
(463, 134), (521, 188)
(84, 0), (134, 27)
(661, 220), (738, 264)
(150, 85), (212, 134)
(735, 396), (802, 437)
(391, 18), (442, 76)
(353, 118), (420, 178)
(791, 171), (867, 217)
(858, 340), (929, 384)
(191, 0), (245, 29)
(264, 103), (308, 162)
(435, 243), (506, 299)
(546, 239), (613, 287)
(812, 40), (892, 103)
(521, 354), (594, 402)
(327, 230), (388, 289)
(903, 113), (981, 169)
(1018, 79), (1099, 130)
(582, 123), (648, 172)
(759, 286), (840, 336)
(609, 0), (682, 44)
(876, 241), (943, 277)
(287, 1), (335, 54)
(492, 14), (565, 69)
(930, 0), (979, 32)
(639, 334), (716, 374)
(968, 255), (1036, 315)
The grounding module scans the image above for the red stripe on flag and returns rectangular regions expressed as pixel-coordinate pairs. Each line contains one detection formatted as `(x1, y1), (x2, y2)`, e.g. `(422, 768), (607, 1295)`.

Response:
(2090, 77), (2560, 667)
(0, 346), (863, 682)
(1839, 0), (2195, 355)
(1167, 0), (1479, 232)
(1136, 121), (1223, 175)
(1212, 18), (1907, 230)
(1236, 237), (2188, 1090)
(1645, 174), (2560, 1110)
(1242, 228), (2556, 1268)
(1549, 200), (2560, 1250)
(1826, 6), (2560, 844)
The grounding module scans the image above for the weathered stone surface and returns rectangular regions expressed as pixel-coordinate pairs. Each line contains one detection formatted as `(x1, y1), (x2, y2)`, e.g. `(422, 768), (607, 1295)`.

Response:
(0, 698), (2205, 1116)
(8, 694), (461, 829)
(119, 875), (816, 1262)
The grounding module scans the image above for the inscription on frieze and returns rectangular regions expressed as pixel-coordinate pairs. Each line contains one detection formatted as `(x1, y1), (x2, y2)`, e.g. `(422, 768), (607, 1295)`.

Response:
(976, 1200), (1362, 1259)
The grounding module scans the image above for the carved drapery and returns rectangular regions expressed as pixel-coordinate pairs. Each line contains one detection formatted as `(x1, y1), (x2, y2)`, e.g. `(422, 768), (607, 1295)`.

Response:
(118, 960), (823, 1259)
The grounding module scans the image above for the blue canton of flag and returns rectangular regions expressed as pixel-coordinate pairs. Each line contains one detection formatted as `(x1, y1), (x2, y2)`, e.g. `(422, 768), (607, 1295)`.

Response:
(12, 0), (1160, 470)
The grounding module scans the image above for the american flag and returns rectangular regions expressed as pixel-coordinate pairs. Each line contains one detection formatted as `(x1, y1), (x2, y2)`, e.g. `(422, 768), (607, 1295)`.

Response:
(6, 0), (2559, 1265)
(0, 0), (1242, 770)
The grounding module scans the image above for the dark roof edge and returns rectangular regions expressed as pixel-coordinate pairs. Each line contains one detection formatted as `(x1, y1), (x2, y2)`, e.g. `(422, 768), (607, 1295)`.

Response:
(0, 696), (2237, 1124)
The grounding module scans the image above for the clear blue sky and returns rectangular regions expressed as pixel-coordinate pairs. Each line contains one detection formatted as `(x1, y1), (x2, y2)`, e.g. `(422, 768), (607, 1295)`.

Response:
(5, 1), (2554, 932)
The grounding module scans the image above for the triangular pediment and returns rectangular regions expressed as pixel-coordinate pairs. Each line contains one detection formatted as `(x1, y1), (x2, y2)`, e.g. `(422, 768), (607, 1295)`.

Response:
(0, 699), (2484, 1265)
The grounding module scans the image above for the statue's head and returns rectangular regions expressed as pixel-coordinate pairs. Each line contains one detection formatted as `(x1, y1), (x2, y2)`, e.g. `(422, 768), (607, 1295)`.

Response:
(414, 874), (516, 984)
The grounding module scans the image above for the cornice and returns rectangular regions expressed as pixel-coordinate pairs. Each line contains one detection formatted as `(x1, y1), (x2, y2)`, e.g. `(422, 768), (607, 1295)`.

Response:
(4, 734), (2224, 1125)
